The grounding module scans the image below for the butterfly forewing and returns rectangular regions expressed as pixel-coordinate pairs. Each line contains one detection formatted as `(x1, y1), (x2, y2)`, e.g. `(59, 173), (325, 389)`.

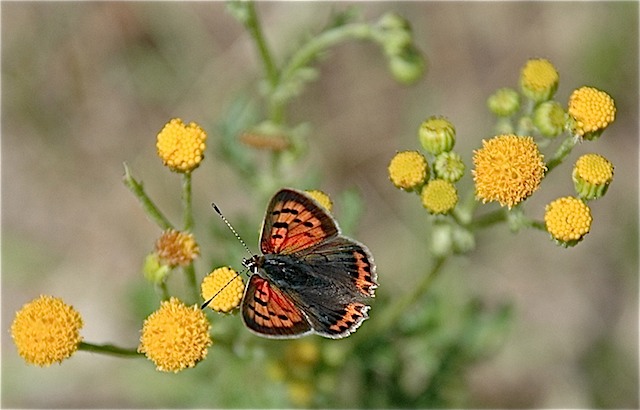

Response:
(260, 189), (339, 255)
(241, 275), (313, 338)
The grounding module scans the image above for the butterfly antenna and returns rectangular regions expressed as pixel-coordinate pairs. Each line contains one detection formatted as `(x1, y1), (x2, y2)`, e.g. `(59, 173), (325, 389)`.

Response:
(200, 268), (247, 310)
(211, 202), (253, 256)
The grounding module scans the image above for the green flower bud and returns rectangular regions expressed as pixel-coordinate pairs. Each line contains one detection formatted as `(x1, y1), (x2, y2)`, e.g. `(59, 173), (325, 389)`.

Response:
(487, 88), (520, 117)
(143, 253), (171, 285)
(433, 151), (465, 182)
(533, 101), (566, 138)
(376, 12), (413, 56)
(388, 45), (426, 85)
(418, 116), (456, 155)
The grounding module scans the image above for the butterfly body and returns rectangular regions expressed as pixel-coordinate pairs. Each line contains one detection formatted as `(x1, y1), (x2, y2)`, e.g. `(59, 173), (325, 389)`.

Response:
(241, 188), (377, 339)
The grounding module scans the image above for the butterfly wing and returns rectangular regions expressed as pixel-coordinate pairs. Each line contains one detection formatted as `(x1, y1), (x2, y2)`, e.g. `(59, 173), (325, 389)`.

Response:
(294, 236), (378, 338)
(299, 236), (377, 298)
(260, 189), (339, 255)
(241, 274), (313, 338)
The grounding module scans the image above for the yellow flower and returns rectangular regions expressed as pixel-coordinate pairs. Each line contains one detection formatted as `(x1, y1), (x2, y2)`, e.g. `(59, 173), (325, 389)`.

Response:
(155, 229), (199, 267)
(305, 190), (333, 212)
(156, 118), (207, 173)
(544, 196), (592, 246)
(520, 58), (559, 102)
(473, 134), (546, 208)
(11, 295), (83, 367)
(286, 340), (320, 367)
(201, 267), (244, 313)
(568, 86), (616, 139)
(573, 154), (614, 200)
(388, 150), (429, 191)
(421, 179), (458, 214)
(138, 297), (212, 373)
(288, 381), (315, 408)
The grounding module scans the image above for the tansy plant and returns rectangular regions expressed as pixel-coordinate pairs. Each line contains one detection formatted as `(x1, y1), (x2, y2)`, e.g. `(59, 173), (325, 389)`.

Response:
(386, 58), (616, 318)
(10, 5), (620, 408)
(11, 1), (425, 381)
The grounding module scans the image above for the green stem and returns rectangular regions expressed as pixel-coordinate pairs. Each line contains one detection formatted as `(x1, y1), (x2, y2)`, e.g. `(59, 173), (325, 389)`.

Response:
(469, 208), (508, 230)
(546, 136), (577, 173)
(159, 281), (170, 301)
(527, 219), (547, 231)
(244, 1), (279, 88)
(180, 173), (199, 302)
(184, 264), (199, 304)
(182, 173), (193, 232)
(270, 22), (373, 123)
(79, 341), (142, 357)
(122, 163), (174, 231)
(374, 256), (447, 333)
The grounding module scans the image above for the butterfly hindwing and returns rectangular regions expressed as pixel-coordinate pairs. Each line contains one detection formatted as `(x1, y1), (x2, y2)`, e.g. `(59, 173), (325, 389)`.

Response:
(241, 274), (313, 338)
(260, 189), (339, 255)
(288, 237), (377, 338)
(298, 236), (377, 298)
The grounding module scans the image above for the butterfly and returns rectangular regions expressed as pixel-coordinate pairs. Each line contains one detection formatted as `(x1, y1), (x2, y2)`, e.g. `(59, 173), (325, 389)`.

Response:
(239, 188), (377, 339)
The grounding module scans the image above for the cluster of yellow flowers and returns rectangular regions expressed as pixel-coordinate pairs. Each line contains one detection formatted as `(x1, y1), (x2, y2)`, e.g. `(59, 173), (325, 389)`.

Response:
(11, 117), (342, 373)
(486, 59), (615, 246)
(388, 116), (462, 215)
(389, 58), (615, 248)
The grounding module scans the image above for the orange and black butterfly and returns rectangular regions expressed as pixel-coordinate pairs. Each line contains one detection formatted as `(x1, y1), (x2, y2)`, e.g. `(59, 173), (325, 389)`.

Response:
(239, 188), (377, 338)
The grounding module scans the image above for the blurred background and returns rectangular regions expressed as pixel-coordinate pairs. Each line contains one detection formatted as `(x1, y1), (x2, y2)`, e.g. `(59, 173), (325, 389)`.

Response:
(2, 2), (638, 408)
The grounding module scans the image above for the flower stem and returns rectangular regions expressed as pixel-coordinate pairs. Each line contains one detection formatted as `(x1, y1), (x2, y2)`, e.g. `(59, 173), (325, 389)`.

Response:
(469, 208), (508, 230)
(79, 341), (142, 357)
(269, 22), (373, 123)
(180, 172), (199, 302)
(182, 172), (193, 232)
(244, 1), (278, 88)
(184, 264), (199, 304)
(122, 163), (174, 231)
(159, 281), (170, 301)
(546, 135), (578, 173)
(527, 219), (547, 231)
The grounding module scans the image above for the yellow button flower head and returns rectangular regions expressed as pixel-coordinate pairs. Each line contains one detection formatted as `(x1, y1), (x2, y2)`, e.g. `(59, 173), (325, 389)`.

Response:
(544, 196), (592, 247)
(567, 86), (616, 140)
(155, 229), (199, 268)
(572, 153), (614, 200)
(11, 295), (83, 367)
(388, 150), (429, 191)
(156, 118), (207, 173)
(305, 190), (333, 212)
(201, 267), (244, 313)
(421, 179), (458, 214)
(473, 135), (546, 208)
(520, 58), (559, 102)
(138, 297), (212, 373)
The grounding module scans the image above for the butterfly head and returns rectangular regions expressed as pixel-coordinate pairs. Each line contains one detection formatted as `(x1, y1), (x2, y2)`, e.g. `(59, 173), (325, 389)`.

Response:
(242, 255), (263, 274)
